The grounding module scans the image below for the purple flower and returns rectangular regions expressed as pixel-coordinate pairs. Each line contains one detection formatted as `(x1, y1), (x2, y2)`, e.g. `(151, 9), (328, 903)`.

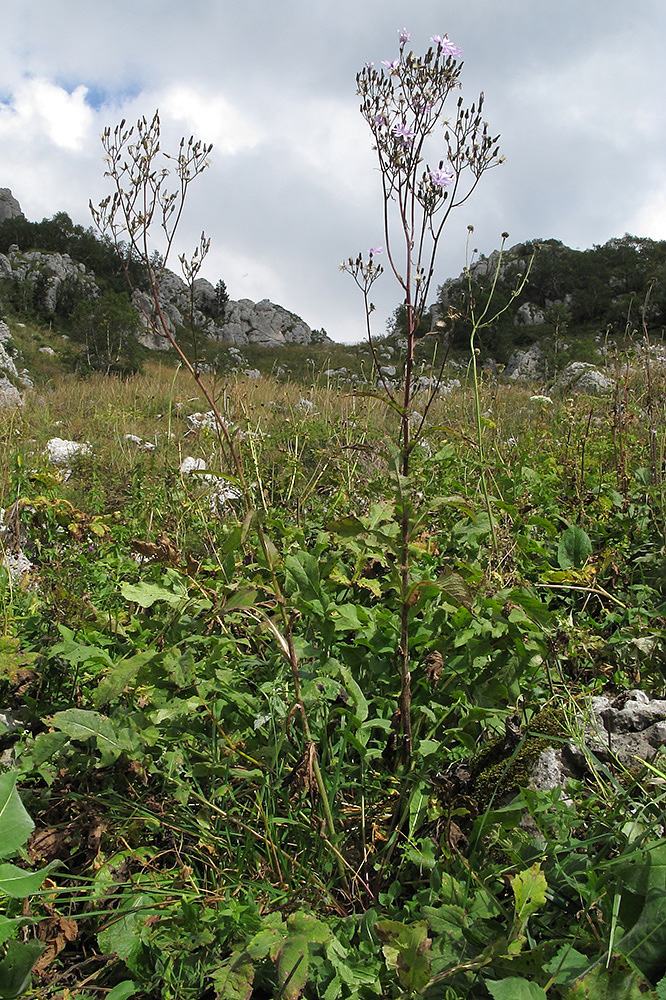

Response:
(381, 59), (400, 73)
(398, 27), (411, 45)
(431, 33), (462, 57)
(392, 121), (416, 142)
(372, 113), (387, 127)
(368, 247), (383, 256)
(430, 167), (454, 188)
(415, 100), (434, 116)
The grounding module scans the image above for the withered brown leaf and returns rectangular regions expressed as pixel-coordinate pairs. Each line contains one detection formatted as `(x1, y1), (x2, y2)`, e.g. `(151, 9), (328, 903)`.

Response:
(423, 650), (443, 686)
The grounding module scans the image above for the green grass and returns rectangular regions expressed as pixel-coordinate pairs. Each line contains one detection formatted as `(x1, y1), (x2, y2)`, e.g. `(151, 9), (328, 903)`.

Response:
(0, 347), (665, 999)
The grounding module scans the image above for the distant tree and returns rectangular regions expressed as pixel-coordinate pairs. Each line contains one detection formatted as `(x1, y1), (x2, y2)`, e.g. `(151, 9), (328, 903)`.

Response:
(0, 214), (148, 295)
(432, 235), (666, 354)
(213, 279), (229, 322)
(70, 291), (143, 374)
(388, 303), (433, 340)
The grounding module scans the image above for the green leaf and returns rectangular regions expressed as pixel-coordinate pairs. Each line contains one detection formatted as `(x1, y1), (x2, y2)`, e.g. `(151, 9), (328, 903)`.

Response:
(106, 982), (138, 1000)
(375, 919), (432, 993)
(49, 709), (124, 765)
(97, 892), (158, 971)
(355, 576), (383, 597)
(246, 926), (286, 959)
(326, 515), (365, 537)
(0, 916), (31, 947)
(28, 731), (70, 767)
(324, 658), (368, 722)
(437, 568), (474, 610)
(512, 863), (547, 923)
(487, 979), (548, 1000)
(0, 774), (34, 859)
(616, 887), (666, 981)
(557, 525), (592, 569)
(0, 863), (50, 898)
(276, 933), (309, 1000)
(566, 953), (658, 999)
(0, 938), (45, 999)
(616, 842), (666, 929)
(284, 551), (326, 607)
(287, 911), (333, 944)
(544, 946), (590, 989)
(212, 953), (254, 1000)
(509, 863), (547, 953)
(93, 650), (158, 708)
(121, 579), (188, 608)
(223, 587), (259, 611)
(50, 627), (114, 669)
(507, 588), (553, 626)
(329, 603), (371, 632)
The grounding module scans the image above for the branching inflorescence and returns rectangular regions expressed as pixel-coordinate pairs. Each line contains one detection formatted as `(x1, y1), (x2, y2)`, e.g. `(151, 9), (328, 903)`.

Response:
(345, 29), (504, 762)
(90, 111), (247, 492)
(347, 29), (503, 374)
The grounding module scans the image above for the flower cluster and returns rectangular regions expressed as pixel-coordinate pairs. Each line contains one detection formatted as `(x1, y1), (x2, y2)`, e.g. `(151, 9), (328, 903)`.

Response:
(430, 33), (463, 57)
(429, 167), (454, 188)
(392, 121), (416, 143)
(351, 26), (501, 335)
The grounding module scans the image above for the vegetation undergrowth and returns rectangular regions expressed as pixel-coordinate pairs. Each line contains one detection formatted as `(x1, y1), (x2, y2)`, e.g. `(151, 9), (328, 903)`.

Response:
(0, 26), (666, 1000)
(1, 306), (665, 1000)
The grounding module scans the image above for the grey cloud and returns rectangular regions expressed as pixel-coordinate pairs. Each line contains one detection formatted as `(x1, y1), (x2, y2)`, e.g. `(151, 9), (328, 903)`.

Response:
(1, 0), (665, 341)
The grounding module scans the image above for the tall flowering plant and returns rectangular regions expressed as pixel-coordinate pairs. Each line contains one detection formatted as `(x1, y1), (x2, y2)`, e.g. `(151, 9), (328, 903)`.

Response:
(349, 29), (502, 416)
(345, 30), (503, 762)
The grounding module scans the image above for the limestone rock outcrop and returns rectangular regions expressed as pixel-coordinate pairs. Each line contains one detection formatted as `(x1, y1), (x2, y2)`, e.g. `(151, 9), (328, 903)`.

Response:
(220, 297), (315, 347)
(529, 690), (666, 796)
(0, 188), (22, 224)
(514, 302), (546, 326)
(0, 320), (31, 407)
(554, 361), (613, 395)
(133, 269), (322, 350)
(505, 343), (546, 382)
(0, 248), (99, 315)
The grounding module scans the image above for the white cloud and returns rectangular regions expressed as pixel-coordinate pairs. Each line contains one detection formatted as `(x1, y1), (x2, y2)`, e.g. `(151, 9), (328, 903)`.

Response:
(204, 244), (287, 305)
(282, 97), (376, 204)
(0, 0), (664, 343)
(0, 77), (93, 150)
(631, 182), (666, 241)
(161, 85), (264, 155)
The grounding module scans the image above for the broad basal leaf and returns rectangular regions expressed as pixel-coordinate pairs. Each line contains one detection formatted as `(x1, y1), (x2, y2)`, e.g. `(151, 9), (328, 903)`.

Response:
(0, 774), (34, 859)
(49, 709), (124, 765)
(276, 933), (309, 1000)
(487, 979), (548, 1000)
(93, 650), (158, 708)
(509, 863), (548, 953)
(0, 862), (52, 898)
(567, 953), (658, 999)
(0, 938), (45, 999)
(616, 887), (666, 982)
(557, 525), (592, 569)
(212, 952), (254, 1000)
(375, 919), (432, 994)
(121, 579), (188, 608)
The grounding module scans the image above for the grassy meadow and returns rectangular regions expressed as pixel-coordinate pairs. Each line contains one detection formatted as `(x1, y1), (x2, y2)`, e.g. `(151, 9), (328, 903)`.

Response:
(1, 349), (666, 999)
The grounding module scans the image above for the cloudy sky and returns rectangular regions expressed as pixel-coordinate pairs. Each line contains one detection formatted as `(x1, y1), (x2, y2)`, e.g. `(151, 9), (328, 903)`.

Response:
(2, 0), (665, 343)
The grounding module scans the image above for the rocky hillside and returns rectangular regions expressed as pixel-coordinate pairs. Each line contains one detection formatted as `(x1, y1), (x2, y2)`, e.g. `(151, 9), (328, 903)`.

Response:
(0, 188), (327, 356)
(431, 236), (666, 372)
(2, 186), (665, 397)
(132, 269), (326, 351)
